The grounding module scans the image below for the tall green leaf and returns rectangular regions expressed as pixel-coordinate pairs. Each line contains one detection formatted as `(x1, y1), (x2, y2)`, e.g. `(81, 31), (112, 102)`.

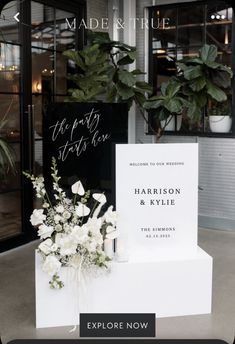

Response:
(206, 81), (227, 102)
(199, 44), (217, 62)
(118, 70), (136, 87)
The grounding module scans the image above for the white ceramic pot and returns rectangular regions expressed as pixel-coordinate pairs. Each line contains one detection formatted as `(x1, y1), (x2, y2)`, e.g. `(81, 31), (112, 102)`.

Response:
(209, 115), (232, 133)
(161, 115), (182, 131)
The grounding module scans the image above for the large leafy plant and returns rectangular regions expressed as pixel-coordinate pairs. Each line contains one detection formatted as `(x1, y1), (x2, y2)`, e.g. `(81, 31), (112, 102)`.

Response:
(176, 44), (233, 120)
(63, 31), (152, 109)
(143, 44), (233, 138)
(143, 78), (189, 139)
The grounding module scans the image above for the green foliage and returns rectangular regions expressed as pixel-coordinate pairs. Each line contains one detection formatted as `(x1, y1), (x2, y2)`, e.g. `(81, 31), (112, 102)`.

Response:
(176, 44), (233, 118)
(63, 31), (152, 109)
(144, 44), (233, 127)
(143, 79), (188, 121)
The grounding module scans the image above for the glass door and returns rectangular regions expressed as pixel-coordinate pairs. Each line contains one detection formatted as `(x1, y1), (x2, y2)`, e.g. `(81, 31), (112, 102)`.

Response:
(31, 1), (78, 173)
(0, 0), (84, 251)
(0, 1), (22, 245)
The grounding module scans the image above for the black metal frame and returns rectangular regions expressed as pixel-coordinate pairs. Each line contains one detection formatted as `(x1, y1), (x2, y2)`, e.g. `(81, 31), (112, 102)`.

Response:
(147, 0), (235, 138)
(0, 0), (86, 252)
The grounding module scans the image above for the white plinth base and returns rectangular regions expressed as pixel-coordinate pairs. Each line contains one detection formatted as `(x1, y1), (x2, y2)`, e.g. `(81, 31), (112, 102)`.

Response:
(35, 247), (213, 328)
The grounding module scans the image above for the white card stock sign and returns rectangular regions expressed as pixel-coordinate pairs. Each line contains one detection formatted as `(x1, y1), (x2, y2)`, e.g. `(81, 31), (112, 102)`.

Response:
(115, 143), (199, 261)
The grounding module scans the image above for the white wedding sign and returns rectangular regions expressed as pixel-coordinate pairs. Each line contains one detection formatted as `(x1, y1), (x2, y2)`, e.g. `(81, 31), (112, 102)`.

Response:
(115, 143), (199, 261)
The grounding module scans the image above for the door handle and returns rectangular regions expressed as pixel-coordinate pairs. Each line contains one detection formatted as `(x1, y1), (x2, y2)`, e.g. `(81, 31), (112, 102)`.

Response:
(26, 104), (35, 174)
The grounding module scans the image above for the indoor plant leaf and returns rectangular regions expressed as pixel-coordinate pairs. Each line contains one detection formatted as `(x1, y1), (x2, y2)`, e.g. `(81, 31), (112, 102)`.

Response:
(135, 81), (152, 94)
(118, 70), (136, 87)
(199, 44), (217, 62)
(143, 98), (164, 110)
(206, 81), (227, 102)
(189, 76), (206, 92)
(211, 70), (232, 89)
(183, 65), (202, 80)
(116, 82), (135, 99)
(164, 98), (183, 114)
(117, 54), (135, 65)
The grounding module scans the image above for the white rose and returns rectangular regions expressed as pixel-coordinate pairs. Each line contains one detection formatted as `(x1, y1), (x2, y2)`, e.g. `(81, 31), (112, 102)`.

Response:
(38, 224), (54, 239)
(56, 205), (64, 213)
(42, 255), (61, 276)
(84, 240), (98, 252)
(86, 217), (102, 235)
(56, 234), (77, 256)
(38, 238), (53, 255)
(75, 203), (90, 217)
(30, 209), (46, 226)
(71, 225), (88, 244)
(71, 180), (85, 196)
(104, 206), (117, 226)
(93, 232), (103, 246)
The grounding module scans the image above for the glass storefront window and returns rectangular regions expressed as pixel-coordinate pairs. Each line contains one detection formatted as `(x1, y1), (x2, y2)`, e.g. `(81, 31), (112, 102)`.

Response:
(149, 0), (233, 137)
(0, 1), (19, 43)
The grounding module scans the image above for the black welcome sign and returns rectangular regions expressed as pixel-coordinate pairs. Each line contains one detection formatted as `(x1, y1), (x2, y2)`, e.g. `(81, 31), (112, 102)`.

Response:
(43, 102), (128, 202)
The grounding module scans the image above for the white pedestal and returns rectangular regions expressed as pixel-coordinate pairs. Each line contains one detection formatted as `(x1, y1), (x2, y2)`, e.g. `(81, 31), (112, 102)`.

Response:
(35, 247), (213, 328)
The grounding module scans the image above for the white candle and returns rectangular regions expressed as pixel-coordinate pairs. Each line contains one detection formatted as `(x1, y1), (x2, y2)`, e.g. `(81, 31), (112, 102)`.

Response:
(115, 237), (129, 262)
(104, 239), (114, 257)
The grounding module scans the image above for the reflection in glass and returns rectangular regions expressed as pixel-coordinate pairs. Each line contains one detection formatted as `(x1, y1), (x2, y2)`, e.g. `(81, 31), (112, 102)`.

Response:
(177, 48), (199, 60)
(152, 8), (177, 49)
(31, 1), (55, 49)
(178, 5), (204, 25)
(56, 9), (75, 51)
(178, 26), (204, 47)
(0, 191), (21, 240)
(0, 94), (20, 139)
(32, 95), (43, 137)
(0, 43), (20, 93)
(56, 52), (69, 94)
(32, 48), (54, 95)
(206, 5), (232, 66)
(0, 1), (19, 43)
(0, 143), (20, 192)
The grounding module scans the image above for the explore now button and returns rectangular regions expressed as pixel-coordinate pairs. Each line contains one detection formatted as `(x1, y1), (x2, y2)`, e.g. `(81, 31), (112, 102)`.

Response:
(79, 313), (156, 337)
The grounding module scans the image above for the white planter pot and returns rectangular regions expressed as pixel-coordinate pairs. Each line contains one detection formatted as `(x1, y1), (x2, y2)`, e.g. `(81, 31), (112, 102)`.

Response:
(209, 115), (232, 133)
(161, 115), (182, 131)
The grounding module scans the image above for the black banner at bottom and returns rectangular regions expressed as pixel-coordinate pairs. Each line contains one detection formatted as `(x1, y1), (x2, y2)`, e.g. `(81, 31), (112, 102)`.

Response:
(79, 313), (156, 337)
(7, 339), (229, 344)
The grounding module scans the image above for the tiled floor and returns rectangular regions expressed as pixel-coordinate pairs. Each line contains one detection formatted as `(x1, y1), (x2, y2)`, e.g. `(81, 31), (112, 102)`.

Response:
(0, 191), (21, 240)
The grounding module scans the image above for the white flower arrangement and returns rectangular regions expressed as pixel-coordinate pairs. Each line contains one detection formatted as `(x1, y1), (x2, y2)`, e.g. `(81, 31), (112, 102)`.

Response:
(24, 158), (118, 289)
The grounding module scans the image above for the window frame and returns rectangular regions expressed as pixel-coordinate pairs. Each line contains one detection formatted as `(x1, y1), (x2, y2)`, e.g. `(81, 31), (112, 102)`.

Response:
(147, 0), (235, 138)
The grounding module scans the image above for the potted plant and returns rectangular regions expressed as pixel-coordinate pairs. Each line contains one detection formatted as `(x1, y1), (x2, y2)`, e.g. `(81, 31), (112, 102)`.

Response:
(176, 44), (233, 130)
(143, 78), (189, 139)
(208, 99), (232, 133)
(144, 44), (233, 138)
